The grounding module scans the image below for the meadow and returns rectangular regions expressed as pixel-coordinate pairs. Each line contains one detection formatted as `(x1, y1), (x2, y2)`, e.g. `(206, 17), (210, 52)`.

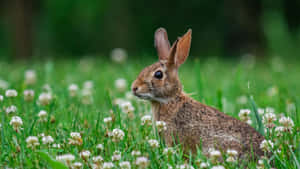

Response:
(0, 55), (299, 169)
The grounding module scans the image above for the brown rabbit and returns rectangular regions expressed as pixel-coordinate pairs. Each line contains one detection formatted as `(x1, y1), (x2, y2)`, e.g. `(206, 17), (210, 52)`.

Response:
(131, 28), (264, 159)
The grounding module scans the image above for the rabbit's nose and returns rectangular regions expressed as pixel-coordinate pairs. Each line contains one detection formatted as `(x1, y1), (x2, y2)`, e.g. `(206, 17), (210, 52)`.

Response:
(132, 87), (138, 93)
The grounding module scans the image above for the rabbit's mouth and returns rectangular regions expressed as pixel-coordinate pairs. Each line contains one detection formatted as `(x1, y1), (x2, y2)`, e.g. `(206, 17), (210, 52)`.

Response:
(134, 92), (154, 100)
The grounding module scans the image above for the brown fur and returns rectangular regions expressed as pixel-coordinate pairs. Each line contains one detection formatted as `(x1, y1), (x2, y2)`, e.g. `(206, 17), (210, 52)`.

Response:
(132, 28), (264, 159)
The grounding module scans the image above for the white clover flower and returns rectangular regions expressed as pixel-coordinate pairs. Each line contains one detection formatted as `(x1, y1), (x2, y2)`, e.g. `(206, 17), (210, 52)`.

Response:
(52, 143), (61, 148)
(38, 110), (47, 121)
(5, 89), (18, 97)
(25, 70), (37, 85)
(83, 80), (94, 90)
(111, 129), (125, 142)
(113, 98), (126, 106)
(119, 161), (131, 169)
(112, 151), (121, 161)
(238, 109), (251, 122)
(199, 162), (209, 168)
(227, 149), (238, 157)
(26, 136), (40, 148)
(262, 112), (277, 128)
(0, 95), (3, 102)
(72, 162), (83, 169)
(104, 117), (113, 124)
(111, 48), (127, 63)
(156, 121), (167, 132)
(80, 150), (91, 160)
(24, 89), (34, 101)
(120, 101), (135, 114)
(209, 150), (221, 159)
(42, 135), (54, 144)
(38, 92), (52, 106)
(163, 147), (175, 156)
(0, 79), (9, 89)
(148, 139), (159, 148)
(92, 155), (104, 164)
(125, 91), (134, 100)
(211, 166), (225, 169)
(131, 150), (141, 157)
(102, 162), (114, 169)
(226, 156), (236, 162)
(275, 126), (285, 136)
(265, 107), (275, 114)
(81, 88), (93, 105)
(56, 154), (75, 164)
(96, 144), (104, 150)
(279, 116), (294, 130)
(260, 139), (274, 152)
(176, 164), (195, 169)
(141, 115), (152, 126)
(135, 156), (149, 168)
(115, 78), (127, 92)
(69, 132), (82, 145)
(257, 108), (265, 115)
(6, 105), (17, 114)
(43, 84), (52, 92)
(68, 84), (79, 97)
(10, 116), (23, 132)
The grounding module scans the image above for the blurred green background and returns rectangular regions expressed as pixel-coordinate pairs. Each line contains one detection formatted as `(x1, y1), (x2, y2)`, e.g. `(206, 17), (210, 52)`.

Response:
(0, 0), (300, 60)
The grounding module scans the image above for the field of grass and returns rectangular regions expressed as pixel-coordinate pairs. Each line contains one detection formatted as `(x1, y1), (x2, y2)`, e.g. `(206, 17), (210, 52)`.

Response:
(0, 56), (299, 169)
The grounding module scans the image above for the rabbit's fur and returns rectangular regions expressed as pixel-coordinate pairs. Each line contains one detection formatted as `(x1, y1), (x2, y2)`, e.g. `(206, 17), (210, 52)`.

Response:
(132, 28), (264, 159)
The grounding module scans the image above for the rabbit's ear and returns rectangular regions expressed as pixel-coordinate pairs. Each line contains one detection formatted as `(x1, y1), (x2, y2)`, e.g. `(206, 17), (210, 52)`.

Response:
(155, 28), (171, 61)
(174, 29), (192, 67)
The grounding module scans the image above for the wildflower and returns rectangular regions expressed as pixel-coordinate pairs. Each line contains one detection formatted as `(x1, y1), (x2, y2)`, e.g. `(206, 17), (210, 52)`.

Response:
(113, 98), (126, 106)
(80, 150), (91, 160)
(135, 156), (149, 168)
(25, 70), (36, 85)
(176, 164), (195, 169)
(156, 121), (167, 132)
(119, 161), (131, 169)
(81, 88), (93, 105)
(92, 155), (104, 164)
(275, 126), (285, 136)
(257, 108), (265, 115)
(112, 151), (121, 161)
(141, 115), (152, 126)
(199, 162), (209, 168)
(125, 91), (134, 100)
(260, 139), (274, 152)
(24, 89), (34, 101)
(211, 166), (225, 169)
(262, 112), (276, 128)
(38, 92), (52, 106)
(96, 143), (104, 150)
(72, 162), (83, 169)
(0, 95), (3, 102)
(26, 136), (40, 148)
(68, 84), (79, 97)
(5, 89), (18, 97)
(52, 143), (61, 148)
(104, 117), (113, 124)
(111, 129), (125, 142)
(279, 116), (294, 131)
(111, 48), (127, 63)
(0, 79), (9, 89)
(265, 107), (275, 114)
(6, 105), (17, 114)
(69, 132), (83, 145)
(120, 101), (135, 115)
(148, 139), (159, 148)
(131, 150), (141, 157)
(83, 80), (94, 89)
(163, 147), (175, 156)
(10, 116), (23, 132)
(115, 78), (127, 92)
(238, 109), (252, 124)
(209, 149), (221, 163)
(226, 149), (238, 157)
(38, 110), (47, 122)
(42, 135), (54, 145)
(56, 154), (75, 165)
(102, 162), (114, 169)
(43, 84), (52, 92)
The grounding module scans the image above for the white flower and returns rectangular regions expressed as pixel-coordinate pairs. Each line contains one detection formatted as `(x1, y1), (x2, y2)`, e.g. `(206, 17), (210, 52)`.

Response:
(38, 92), (52, 106)
(226, 156), (236, 162)
(111, 48), (127, 63)
(112, 151), (121, 161)
(83, 80), (94, 90)
(135, 156), (149, 168)
(68, 84), (79, 97)
(24, 89), (34, 101)
(120, 101), (135, 114)
(260, 139), (274, 152)
(96, 144), (104, 150)
(69, 132), (82, 145)
(72, 162), (83, 169)
(176, 164), (195, 169)
(163, 147), (175, 155)
(6, 105), (17, 114)
(26, 136), (40, 148)
(52, 143), (61, 148)
(199, 162), (209, 168)
(42, 135), (54, 144)
(104, 117), (112, 124)
(111, 129), (125, 142)
(226, 149), (238, 157)
(257, 108), (265, 115)
(0, 79), (9, 89)
(119, 161), (131, 169)
(56, 154), (75, 164)
(125, 91), (134, 100)
(102, 162), (114, 169)
(279, 116), (294, 130)
(131, 150), (141, 157)
(38, 110), (47, 121)
(211, 166), (225, 169)
(265, 107), (275, 114)
(238, 109), (251, 122)
(275, 126), (285, 136)
(25, 70), (37, 85)
(5, 89), (18, 97)
(141, 115), (152, 126)
(148, 139), (159, 148)
(92, 155), (104, 164)
(80, 150), (91, 159)
(81, 88), (93, 105)
(10, 116), (23, 132)
(0, 95), (3, 102)
(115, 78), (127, 92)
(156, 121), (167, 132)
(209, 150), (221, 159)
(262, 112), (277, 127)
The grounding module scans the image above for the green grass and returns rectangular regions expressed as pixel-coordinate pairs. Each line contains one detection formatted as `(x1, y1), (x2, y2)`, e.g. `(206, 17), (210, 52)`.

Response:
(0, 56), (299, 169)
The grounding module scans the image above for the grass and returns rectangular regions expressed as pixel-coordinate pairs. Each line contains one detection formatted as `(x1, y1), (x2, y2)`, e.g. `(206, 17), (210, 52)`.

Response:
(0, 56), (299, 169)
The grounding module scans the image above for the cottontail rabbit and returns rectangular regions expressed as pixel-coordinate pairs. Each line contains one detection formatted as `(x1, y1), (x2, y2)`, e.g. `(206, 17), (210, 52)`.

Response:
(132, 28), (264, 159)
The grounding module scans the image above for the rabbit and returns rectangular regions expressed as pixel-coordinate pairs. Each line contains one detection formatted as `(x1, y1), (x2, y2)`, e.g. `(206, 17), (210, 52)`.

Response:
(131, 28), (265, 159)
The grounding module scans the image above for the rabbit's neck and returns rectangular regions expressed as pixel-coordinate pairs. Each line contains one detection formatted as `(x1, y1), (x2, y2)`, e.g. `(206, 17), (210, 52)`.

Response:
(151, 92), (186, 121)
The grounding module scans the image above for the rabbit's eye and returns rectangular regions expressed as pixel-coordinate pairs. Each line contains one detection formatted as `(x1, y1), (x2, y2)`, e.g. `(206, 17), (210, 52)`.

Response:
(154, 70), (163, 79)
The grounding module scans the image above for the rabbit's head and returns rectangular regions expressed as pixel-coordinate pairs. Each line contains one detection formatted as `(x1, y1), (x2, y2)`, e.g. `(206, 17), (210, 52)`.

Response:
(132, 28), (192, 103)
